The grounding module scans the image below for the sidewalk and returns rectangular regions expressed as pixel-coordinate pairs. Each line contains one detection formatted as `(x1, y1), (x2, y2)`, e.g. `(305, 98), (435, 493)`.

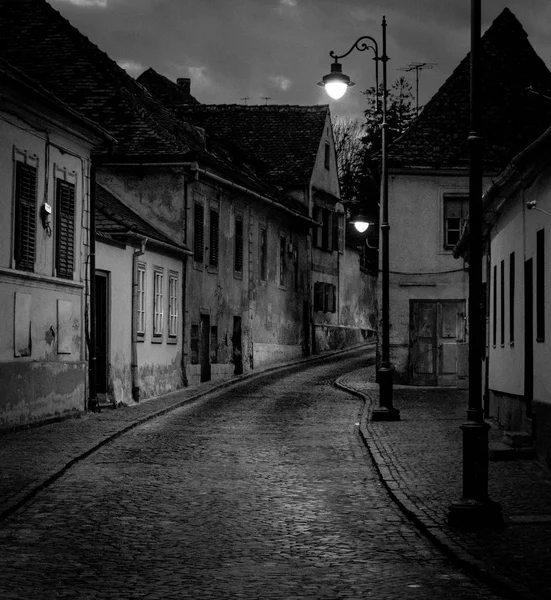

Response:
(338, 367), (551, 600)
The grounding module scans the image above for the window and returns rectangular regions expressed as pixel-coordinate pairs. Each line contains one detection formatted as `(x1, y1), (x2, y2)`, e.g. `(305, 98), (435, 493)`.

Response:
(137, 262), (146, 338)
(210, 326), (218, 363)
(260, 226), (268, 281)
(14, 162), (37, 271)
(509, 252), (515, 343)
(313, 206), (323, 248)
(55, 179), (76, 279)
(314, 281), (336, 313)
(279, 234), (286, 287)
(444, 195), (468, 249)
(537, 228), (545, 341)
(153, 268), (164, 338)
(190, 324), (199, 364)
(500, 260), (505, 345)
(234, 215), (243, 273)
(168, 272), (178, 338)
(493, 264), (497, 346)
(209, 208), (219, 268)
(194, 202), (204, 263)
(324, 142), (330, 170)
(313, 206), (338, 252)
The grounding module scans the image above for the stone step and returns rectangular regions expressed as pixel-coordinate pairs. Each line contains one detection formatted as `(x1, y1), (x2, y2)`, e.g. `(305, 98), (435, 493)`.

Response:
(489, 441), (536, 461)
(502, 430), (533, 448)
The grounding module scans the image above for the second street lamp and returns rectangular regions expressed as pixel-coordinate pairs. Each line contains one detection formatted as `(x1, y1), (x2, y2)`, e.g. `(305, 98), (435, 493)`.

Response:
(319, 16), (399, 421)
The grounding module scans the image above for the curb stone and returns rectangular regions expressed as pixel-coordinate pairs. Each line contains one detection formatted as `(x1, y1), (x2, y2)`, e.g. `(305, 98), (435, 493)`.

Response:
(334, 374), (544, 600)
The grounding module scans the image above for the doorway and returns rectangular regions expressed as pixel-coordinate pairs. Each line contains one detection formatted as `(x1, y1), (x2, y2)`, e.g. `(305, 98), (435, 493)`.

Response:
(200, 313), (211, 382)
(94, 271), (109, 396)
(410, 299), (466, 386)
(232, 316), (243, 375)
(524, 259), (534, 417)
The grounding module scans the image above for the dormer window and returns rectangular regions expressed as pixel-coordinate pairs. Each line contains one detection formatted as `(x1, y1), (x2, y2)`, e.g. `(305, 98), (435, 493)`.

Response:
(324, 142), (330, 170)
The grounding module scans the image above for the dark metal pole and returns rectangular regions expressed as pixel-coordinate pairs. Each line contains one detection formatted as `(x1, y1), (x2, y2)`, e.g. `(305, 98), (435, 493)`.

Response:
(448, 0), (501, 527)
(373, 15), (400, 421)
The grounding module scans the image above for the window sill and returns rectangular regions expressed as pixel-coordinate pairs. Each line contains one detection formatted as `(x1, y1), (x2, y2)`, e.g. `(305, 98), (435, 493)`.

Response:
(151, 336), (163, 344)
(509, 341), (515, 347)
(167, 336), (178, 345)
(537, 337), (545, 343)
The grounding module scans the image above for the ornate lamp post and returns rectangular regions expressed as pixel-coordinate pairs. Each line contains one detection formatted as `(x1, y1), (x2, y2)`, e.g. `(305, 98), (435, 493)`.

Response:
(319, 17), (399, 421)
(448, 0), (502, 527)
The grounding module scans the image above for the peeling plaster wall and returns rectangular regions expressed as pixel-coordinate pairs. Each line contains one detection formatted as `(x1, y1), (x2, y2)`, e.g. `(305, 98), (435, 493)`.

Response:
(0, 106), (92, 428)
(98, 167), (186, 240)
(386, 172), (493, 381)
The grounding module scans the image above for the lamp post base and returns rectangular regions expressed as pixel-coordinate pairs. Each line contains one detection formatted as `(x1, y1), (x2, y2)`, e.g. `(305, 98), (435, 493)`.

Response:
(372, 366), (400, 421)
(448, 420), (502, 528)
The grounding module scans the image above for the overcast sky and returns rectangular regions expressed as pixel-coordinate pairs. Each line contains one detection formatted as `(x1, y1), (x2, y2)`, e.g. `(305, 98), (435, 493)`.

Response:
(51, 0), (551, 121)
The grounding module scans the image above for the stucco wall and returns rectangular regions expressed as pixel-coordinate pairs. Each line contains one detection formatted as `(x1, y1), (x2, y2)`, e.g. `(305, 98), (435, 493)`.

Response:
(386, 171), (490, 381)
(97, 240), (184, 404)
(0, 103), (93, 428)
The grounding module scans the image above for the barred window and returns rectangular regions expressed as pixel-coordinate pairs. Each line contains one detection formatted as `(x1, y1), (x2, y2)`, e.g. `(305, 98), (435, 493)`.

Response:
(55, 179), (76, 279)
(209, 208), (219, 267)
(234, 215), (243, 273)
(279, 234), (286, 287)
(137, 262), (146, 337)
(260, 226), (268, 281)
(14, 162), (37, 271)
(153, 268), (164, 337)
(194, 202), (204, 263)
(168, 272), (178, 338)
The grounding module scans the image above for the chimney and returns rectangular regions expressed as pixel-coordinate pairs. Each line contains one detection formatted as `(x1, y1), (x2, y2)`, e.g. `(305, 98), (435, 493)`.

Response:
(176, 78), (191, 95)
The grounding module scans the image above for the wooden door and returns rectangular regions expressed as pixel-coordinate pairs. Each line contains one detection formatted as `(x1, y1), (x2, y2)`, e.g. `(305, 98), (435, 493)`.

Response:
(94, 271), (109, 395)
(410, 300), (465, 386)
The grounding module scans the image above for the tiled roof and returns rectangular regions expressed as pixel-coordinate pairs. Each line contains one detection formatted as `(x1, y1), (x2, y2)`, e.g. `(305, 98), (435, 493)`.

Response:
(389, 8), (551, 171)
(137, 68), (200, 106)
(174, 104), (330, 187)
(96, 185), (186, 250)
(0, 56), (112, 141)
(0, 0), (205, 159)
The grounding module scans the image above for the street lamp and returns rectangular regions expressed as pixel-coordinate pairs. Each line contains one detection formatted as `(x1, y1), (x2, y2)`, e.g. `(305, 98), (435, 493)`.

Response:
(319, 16), (399, 421)
(447, 0), (501, 527)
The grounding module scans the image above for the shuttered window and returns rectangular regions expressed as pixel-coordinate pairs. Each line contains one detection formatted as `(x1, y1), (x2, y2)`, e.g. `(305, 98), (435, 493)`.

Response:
(234, 215), (243, 273)
(209, 208), (219, 267)
(137, 262), (146, 337)
(55, 179), (76, 279)
(194, 203), (204, 263)
(14, 162), (37, 271)
(260, 226), (268, 281)
(279, 234), (286, 287)
(314, 281), (336, 313)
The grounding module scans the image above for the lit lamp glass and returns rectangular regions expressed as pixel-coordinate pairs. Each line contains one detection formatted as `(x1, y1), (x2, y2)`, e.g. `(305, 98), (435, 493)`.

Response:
(318, 60), (355, 100)
(354, 220), (370, 233)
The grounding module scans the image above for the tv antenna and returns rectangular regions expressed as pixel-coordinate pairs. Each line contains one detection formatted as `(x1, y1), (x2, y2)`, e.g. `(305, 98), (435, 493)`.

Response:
(241, 97), (250, 105)
(398, 62), (437, 116)
(261, 96), (271, 105)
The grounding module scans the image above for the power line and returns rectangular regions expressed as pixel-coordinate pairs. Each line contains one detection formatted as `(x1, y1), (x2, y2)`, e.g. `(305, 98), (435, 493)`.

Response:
(397, 62), (438, 116)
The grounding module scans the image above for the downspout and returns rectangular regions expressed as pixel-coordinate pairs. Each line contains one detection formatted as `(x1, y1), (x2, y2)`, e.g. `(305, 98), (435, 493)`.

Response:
(307, 182), (314, 355)
(181, 179), (190, 387)
(131, 237), (147, 401)
(88, 160), (98, 412)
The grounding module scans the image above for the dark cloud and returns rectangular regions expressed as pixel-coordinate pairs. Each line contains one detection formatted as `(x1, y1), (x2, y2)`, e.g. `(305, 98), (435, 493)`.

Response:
(51, 0), (551, 120)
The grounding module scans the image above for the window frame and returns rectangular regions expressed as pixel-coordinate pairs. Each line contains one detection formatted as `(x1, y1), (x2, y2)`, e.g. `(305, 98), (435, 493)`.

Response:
(168, 271), (179, 341)
(279, 233), (287, 288)
(152, 267), (164, 341)
(443, 194), (469, 251)
(209, 206), (219, 269)
(234, 213), (244, 275)
(193, 201), (205, 265)
(137, 262), (146, 340)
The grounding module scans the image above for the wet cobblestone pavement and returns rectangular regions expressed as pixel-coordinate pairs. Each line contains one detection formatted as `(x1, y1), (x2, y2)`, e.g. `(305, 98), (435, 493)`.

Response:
(0, 349), (504, 599)
(339, 367), (551, 600)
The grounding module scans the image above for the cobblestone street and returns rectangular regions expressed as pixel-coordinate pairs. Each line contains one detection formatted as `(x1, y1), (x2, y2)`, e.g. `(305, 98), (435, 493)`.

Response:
(0, 351), (504, 599)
